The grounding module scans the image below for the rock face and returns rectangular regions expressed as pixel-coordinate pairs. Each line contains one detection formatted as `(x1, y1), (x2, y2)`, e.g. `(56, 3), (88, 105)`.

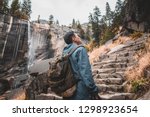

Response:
(124, 0), (150, 32)
(0, 14), (75, 100)
(0, 13), (28, 65)
(0, 13), (29, 96)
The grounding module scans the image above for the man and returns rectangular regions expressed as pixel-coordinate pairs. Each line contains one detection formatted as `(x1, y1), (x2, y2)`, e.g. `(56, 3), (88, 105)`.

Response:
(63, 31), (100, 100)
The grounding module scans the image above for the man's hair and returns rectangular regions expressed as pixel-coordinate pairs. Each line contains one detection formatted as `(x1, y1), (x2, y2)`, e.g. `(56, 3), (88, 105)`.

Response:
(64, 31), (75, 44)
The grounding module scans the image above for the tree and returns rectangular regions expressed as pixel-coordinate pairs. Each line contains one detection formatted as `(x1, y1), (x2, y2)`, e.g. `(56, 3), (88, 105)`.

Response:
(115, 0), (123, 14)
(21, 0), (32, 20)
(105, 2), (114, 26)
(10, 0), (21, 17)
(3, 0), (9, 13)
(89, 6), (101, 45)
(72, 18), (76, 28)
(112, 0), (125, 28)
(76, 20), (85, 39)
(56, 20), (59, 25)
(49, 14), (54, 26)
(0, 0), (9, 14)
(85, 25), (91, 41)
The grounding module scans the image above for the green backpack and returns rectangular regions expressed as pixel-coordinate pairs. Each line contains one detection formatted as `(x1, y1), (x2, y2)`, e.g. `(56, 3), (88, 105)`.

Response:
(47, 45), (83, 97)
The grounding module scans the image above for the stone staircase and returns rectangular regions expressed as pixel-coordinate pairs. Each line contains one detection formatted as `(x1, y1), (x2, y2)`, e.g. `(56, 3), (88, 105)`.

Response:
(92, 35), (148, 100)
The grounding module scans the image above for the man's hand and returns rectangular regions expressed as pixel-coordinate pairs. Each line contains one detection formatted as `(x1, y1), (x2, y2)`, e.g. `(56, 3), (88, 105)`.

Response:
(90, 93), (101, 100)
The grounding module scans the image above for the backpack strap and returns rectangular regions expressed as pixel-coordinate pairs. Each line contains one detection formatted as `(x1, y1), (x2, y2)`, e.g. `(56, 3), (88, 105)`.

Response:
(68, 45), (84, 57)
(58, 45), (84, 63)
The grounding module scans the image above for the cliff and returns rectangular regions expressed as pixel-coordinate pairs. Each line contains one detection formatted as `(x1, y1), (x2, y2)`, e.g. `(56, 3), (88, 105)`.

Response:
(124, 0), (150, 32)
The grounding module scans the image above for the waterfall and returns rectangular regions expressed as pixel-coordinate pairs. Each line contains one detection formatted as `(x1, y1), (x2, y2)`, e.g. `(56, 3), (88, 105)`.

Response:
(27, 21), (33, 68)
(1, 16), (13, 58)
(13, 20), (22, 59)
(27, 22), (50, 69)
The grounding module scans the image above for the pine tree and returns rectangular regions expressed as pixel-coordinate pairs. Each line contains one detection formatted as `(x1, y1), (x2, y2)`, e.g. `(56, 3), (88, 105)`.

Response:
(49, 15), (54, 26)
(56, 20), (59, 25)
(10, 0), (20, 17)
(0, 0), (9, 14)
(21, 0), (32, 20)
(3, 0), (9, 14)
(112, 0), (125, 28)
(76, 21), (85, 39)
(85, 25), (91, 41)
(105, 2), (113, 26)
(115, 0), (123, 14)
(72, 19), (76, 28)
(89, 6), (101, 45)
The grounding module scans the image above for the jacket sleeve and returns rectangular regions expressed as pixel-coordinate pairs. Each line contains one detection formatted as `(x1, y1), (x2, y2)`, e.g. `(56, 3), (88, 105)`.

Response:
(77, 47), (98, 94)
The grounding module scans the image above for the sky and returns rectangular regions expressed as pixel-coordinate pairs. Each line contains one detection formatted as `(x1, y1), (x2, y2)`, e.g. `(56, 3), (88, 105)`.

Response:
(31, 0), (118, 25)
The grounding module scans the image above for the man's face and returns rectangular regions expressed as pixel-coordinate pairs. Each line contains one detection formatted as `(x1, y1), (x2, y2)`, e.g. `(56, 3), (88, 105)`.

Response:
(72, 33), (82, 45)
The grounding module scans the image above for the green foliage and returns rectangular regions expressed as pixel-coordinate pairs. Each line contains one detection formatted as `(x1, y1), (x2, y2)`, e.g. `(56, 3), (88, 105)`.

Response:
(100, 29), (115, 45)
(10, 0), (21, 17)
(112, 0), (125, 29)
(21, 0), (32, 20)
(131, 78), (150, 93)
(72, 19), (76, 28)
(0, 0), (9, 14)
(88, 0), (126, 46)
(105, 2), (114, 26)
(85, 25), (91, 41)
(89, 6), (101, 45)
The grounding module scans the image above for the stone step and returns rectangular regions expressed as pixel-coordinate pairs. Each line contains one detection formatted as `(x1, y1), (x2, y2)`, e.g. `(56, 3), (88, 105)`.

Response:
(110, 52), (132, 58)
(92, 68), (126, 74)
(93, 72), (124, 79)
(95, 78), (123, 85)
(35, 93), (62, 100)
(93, 59), (129, 66)
(113, 44), (144, 54)
(97, 84), (123, 92)
(99, 92), (134, 100)
(92, 63), (128, 69)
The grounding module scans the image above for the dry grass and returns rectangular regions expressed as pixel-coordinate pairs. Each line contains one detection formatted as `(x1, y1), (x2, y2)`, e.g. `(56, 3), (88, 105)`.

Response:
(129, 32), (143, 40)
(88, 45), (110, 63)
(126, 53), (150, 81)
(124, 37), (150, 95)
(88, 36), (131, 63)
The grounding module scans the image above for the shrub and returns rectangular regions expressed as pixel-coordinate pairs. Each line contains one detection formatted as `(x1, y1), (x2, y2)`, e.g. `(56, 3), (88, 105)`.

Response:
(100, 29), (115, 45)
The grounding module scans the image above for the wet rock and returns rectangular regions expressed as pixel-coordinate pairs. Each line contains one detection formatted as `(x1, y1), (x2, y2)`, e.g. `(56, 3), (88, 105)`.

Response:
(0, 79), (10, 95)
(0, 13), (28, 65)
(26, 73), (49, 100)
(12, 74), (28, 89)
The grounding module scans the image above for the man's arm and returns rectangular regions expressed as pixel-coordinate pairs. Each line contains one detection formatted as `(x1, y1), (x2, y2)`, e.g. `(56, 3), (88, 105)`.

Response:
(77, 47), (98, 95)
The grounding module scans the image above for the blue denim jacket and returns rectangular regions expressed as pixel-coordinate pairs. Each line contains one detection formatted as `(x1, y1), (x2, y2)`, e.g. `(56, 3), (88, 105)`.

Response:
(63, 43), (98, 100)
